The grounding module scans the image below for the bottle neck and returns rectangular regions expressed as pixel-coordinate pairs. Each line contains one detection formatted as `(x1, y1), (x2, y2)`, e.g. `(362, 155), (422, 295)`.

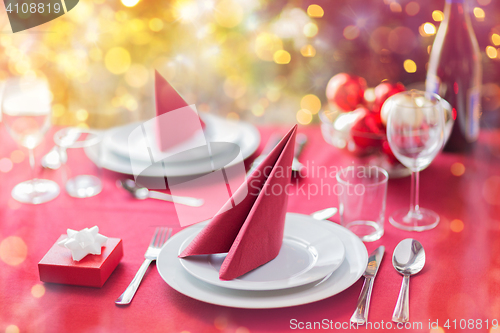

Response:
(443, 0), (470, 23)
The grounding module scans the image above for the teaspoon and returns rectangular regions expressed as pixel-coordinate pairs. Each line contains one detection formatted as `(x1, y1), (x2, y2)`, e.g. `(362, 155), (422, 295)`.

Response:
(392, 238), (426, 323)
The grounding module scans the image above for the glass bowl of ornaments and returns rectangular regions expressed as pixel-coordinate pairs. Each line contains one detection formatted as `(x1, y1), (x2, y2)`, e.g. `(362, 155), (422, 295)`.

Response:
(320, 74), (453, 178)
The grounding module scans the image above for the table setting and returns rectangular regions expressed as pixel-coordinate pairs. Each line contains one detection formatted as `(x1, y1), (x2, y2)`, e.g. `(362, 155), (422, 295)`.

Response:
(1, 0), (500, 332)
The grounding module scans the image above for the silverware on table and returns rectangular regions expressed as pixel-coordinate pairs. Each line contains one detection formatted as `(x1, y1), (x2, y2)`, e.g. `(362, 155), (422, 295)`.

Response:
(350, 246), (385, 325)
(118, 179), (204, 207)
(115, 227), (172, 305)
(247, 133), (307, 176)
(392, 239), (425, 323)
(310, 207), (338, 220)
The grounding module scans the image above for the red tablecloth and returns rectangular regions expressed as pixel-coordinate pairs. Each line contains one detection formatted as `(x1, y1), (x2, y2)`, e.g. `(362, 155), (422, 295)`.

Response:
(1, 125), (500, 333)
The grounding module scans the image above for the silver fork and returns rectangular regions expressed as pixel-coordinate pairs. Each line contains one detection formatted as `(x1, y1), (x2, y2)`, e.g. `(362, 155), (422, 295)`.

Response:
(115, 227), (172, 305)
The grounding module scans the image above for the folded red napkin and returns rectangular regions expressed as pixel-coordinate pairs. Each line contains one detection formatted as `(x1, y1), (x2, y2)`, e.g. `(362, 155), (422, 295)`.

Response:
(179, 125), (297, 280)
(155, 70), (205, 151)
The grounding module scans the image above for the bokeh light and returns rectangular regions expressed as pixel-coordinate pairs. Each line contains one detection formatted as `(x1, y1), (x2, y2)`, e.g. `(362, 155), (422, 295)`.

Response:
(121, 0), (140, 7)
(223, 76), (247, 99)
(104, 47), (131, 75)
(5, 325), (20, 333)
(420, 23), (436, 37)
(390, 2), (402, 13)
(451, 162), (465, 176)
(300, 94), (321, 114)
(75, 109), (89, 121)
(450, 219), (464, 233)
(307, 4), (324, 18)
(31, 284), (46, 298)
(235, 327), (250, 333)
(0, 236), (28, 266)
(255, 33), (283, 61)
(215, 0), (243, 28)
(405, 2), (420, 16)
(296, 109), (312, 125)
(432, 10), (444, 22)
(343, 25), (360, 40)
(473, 7), (485, 21)
(125, 64), (149, 88)
(273, 50), (291, 64)
(486, 46), (498, 59)
(300, 44), (316, 57)
(0, 158), (13, 173)
(303, 23), (318, 38)
(478, 0), (491, 5)
(214, 316), (228, 330)
(10, 150), (25, 164)
(149, 18), (164, 31)
(403, 59), (417, 73)
(430, 327), (445, 333)
(492, 34), (500, 46)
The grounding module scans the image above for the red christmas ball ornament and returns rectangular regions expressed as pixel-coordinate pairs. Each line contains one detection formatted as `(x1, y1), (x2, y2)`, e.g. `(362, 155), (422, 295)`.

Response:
(326, 73), (367, 112)
(350, 107), (385, 149)
(373, 82), (406, 121)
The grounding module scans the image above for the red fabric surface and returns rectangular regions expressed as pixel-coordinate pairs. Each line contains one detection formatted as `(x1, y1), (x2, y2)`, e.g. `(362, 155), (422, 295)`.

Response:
(180, 125), (296, 280)
(1, 124), (500, 333)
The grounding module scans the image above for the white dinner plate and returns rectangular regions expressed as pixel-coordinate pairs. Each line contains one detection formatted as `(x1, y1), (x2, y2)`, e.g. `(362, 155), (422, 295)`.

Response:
(104, 114), (239, 163)
(157, 213), (368, 309)
(178, 219), (346, 291)
(84, 115), (260, 178)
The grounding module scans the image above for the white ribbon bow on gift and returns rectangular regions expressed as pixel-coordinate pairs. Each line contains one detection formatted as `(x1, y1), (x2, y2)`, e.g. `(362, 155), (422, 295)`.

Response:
(58, 226), (108, 261)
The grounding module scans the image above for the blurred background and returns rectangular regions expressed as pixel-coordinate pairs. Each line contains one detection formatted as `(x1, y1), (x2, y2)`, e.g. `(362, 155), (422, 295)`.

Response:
(0, 0), (499, 128)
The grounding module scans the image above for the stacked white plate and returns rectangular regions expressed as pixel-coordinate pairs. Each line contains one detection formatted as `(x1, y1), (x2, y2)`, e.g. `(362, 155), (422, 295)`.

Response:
(84, 114), (261, 178)
(157, 213), (368, 308)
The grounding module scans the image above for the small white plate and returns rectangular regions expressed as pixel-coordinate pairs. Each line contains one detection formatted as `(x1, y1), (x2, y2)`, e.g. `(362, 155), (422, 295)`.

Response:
(84, 115), (260, 178)
(157, 213), (368, 309)
(179, 219), (345, 291)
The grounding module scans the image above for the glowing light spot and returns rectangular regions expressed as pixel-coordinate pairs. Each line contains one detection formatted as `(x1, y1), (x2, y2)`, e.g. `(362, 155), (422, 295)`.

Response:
(307, 4), (324, 18)
(180, 331), (191, 333)
(223, 76), (247, 99)
(405, 2), (420, 16)
(473, 7), (485, 21)
(273, 50), (291, 64)
(432, 10), (444, 22)
(226, 112), (239, 121)
(235, 327), (250, 333)
(403, 59), (417, 73)
(300, 44), (316, 57)
(75, 109), (89, 122)
(430, 327), (445, 333)
(104, 47), (131, 75)
(31, 284), (45, 298)
(483, 176), (500, 206)
(149, 18), (164, 31)
(214, 0), (243, 28)
(125, 64), (149, 88)
(301, 94), (321, 114)
(423, 23), (436, 35)
(486, 46), (498, 59)
(364, 88), (376, 103)
(450, 162), (465, 176)
(214, 316), (228, 330)
(255, 33), (283, 62)
(490, 327), (500, 333)
(0, 158), (13, 173)
(10, 150), (25, 164)
(0, 236), (28, 266)
(252, 104), (265, 117)
(303, 23), (318, 38)
(450, 219), (464, 233)
(5, 325), (20, 333)
(296, 109), (312, 125)
(343, 25), (360, 40)
(389, 2), (402, 13)
(478, 0), (491, 5)
(121, 0), (139, 7)
(492, 34), (500, 46)
(175, 1), (200, 23)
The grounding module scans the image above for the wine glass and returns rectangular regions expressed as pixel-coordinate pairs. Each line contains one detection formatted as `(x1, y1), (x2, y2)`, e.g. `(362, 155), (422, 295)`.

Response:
(384, 90), (445, 231)
(1, 78), (60, 204)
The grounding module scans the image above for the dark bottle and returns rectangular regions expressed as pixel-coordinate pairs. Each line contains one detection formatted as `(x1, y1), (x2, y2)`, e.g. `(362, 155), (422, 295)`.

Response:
(426, 0), (482, 152)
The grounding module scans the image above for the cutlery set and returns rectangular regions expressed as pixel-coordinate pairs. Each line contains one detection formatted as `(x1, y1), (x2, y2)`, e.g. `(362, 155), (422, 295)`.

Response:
(351, 239), (425, 325)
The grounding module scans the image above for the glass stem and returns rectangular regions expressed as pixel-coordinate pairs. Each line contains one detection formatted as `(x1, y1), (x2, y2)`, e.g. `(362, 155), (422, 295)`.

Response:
(29, 147), (37, 183)
(409, 170), (420, 216)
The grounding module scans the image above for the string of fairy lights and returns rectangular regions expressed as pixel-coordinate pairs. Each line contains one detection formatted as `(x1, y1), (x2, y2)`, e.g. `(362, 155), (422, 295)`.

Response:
(0, 0), (498, 128)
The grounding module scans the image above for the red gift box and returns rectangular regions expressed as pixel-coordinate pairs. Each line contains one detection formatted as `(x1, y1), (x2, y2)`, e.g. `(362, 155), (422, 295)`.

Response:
(38, 235), (123, 288)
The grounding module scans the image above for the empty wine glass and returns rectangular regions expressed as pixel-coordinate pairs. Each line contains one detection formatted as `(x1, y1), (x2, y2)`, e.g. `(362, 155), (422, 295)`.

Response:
(385, 90), (445, 231)
(2, 78), (60, 204)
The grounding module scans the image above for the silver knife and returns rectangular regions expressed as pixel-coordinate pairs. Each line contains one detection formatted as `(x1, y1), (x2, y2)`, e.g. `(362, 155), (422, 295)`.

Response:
(350, 246), (385, 325)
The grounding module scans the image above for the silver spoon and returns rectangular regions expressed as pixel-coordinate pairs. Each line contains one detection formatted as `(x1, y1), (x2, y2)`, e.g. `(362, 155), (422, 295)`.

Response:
(118, 179), (204, 207)
(311, 207), (338, 220)
(392, 238), (426, 323)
